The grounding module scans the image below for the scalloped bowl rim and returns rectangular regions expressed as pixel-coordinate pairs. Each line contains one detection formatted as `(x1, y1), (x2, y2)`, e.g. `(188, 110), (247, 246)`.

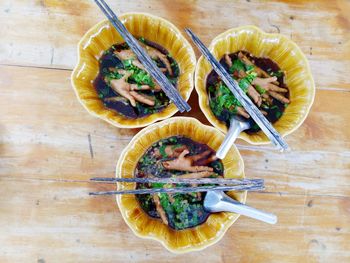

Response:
(71, 12), (196, 128)
(195, 25), (315, 145)
(115, 117), (247, 253)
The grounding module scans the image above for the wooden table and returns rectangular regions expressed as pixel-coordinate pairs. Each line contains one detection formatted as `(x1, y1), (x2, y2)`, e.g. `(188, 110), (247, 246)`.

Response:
(1, 0), (349, 262)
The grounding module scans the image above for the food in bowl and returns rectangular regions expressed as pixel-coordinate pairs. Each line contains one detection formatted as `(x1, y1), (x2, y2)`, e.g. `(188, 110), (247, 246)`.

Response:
(94, 38), (180, 118)
(207, 51), (290, 133)
(135, 135), (223, 230)
(195, 26), (315, 144)
(71, 13), (196, 128)
(116, 117), (246, 253)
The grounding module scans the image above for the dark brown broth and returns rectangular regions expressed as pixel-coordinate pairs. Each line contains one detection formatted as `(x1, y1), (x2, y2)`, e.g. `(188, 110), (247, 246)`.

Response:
(206, 51), (289, 133)
(94, 39), (179, 119)
(135, 136), (224, 230)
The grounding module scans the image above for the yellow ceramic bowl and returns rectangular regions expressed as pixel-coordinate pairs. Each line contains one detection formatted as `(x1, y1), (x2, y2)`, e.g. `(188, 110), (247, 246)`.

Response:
(116, 117), (246, 253)
(71, 13), (196, 128)
(195, 26), (315, 144)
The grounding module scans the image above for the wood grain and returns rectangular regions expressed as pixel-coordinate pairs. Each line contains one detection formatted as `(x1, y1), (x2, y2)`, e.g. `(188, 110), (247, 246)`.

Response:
(1, 0), (349, 89)
(1, 65), (349, 197)
(0, 0), (350, 262)
(0, 178), (349, 263)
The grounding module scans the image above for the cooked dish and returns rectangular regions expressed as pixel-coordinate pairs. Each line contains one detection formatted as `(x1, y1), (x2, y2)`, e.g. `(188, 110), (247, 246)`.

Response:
(207, 51), (290, 133)
(135, 135), (224, 230)
(94, 38), (179, 118)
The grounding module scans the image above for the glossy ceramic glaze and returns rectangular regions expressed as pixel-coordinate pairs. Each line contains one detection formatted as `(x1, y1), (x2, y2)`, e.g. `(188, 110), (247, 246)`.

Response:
(195, 26), (315, 144)
(116, 117), (246, 253)
(71, 13), (196, 128)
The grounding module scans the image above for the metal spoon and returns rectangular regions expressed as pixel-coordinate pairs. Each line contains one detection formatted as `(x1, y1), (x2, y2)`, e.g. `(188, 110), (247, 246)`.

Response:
(204, 191), (277, 224)
(216, 116), (252, 159)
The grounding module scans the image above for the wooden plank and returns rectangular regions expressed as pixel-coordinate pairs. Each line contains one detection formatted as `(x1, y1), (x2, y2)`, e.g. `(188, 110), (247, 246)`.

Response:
(0, 65), (349, 197)
(1, 1), (350, 261)
(0, 0), (349, 90)
(0, 178), (349, 262)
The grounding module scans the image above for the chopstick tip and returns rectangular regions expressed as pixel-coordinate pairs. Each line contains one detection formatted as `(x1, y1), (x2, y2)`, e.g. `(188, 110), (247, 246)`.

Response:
(184, 28), (193, 36)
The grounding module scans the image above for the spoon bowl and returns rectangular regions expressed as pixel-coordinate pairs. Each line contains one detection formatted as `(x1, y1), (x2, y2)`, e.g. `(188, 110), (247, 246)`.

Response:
(204, 191), (277, 224)
(216, 116), (252, 159)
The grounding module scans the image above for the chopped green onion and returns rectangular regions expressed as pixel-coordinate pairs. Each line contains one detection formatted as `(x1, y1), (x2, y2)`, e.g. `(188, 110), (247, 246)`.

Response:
(255, 84), (266, 94)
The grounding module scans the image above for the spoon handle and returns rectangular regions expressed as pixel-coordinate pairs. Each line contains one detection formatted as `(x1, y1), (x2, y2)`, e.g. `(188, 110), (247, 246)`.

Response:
(221, 193), (277, 224)
(216, 123), (245, 159)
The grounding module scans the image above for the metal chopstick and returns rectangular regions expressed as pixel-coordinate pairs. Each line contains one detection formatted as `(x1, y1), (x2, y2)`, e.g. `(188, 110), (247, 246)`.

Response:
(89, 182), (264, 195)
(185, 28), (289, 151)
(94, 0), (190, 112)
(90, 177), (263, 185)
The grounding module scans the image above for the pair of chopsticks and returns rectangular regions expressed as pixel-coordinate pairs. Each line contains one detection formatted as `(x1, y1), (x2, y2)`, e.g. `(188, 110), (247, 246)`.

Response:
(89, 177), (264, 195)
(94, 0), (288, 150)
(185, 29), (289, 151)
(94, 0), (190, 113)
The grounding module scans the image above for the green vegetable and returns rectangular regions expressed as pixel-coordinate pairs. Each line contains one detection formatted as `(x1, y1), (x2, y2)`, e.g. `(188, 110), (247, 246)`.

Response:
(99, 87), (110, 96)
(139, 154), (155, 166)
(159, 193), (170, 210)
(123, 59), (133, 68)
(151, 182), (165, 188)
(168, 137), (177, 143)
(238, 71), (257, 93)
(210, 70), (257, 117)
(105, 70), (123, 81)
(229, 58), (255, 74)
(270, 70), (284, 78)
(211, 161), (223, 174)
(132, 70), (155, 88)
(169, 59), (180, 78)
(139, 37), (146, 43)
(210, 99), (223, 116)
(136, 136), (226, 230)
(261, 103), (269, 110)
(275, 110), (282, 119)
(229, 59), (245, 73)
(255, 84), (266, 94)
(245, 64), (255, 71)
(123, 59), (156, 88)
(208, 86), (216, 93)
(251, 123), (259, 130)
(168, 77), (177, 85)
(159, 144), (168, 158)
(99, 42), (180, 118)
